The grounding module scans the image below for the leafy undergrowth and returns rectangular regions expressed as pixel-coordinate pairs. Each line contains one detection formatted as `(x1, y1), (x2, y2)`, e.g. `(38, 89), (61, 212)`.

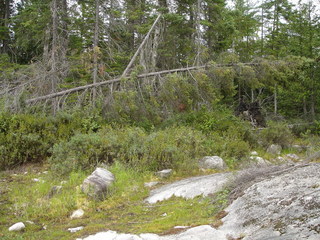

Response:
(0, 163), (228, 240)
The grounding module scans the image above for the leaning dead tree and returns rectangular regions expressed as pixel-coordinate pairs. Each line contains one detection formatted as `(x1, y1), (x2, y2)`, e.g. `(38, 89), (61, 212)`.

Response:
(26, 62), (260, 104)
(121, 14), (162, 78)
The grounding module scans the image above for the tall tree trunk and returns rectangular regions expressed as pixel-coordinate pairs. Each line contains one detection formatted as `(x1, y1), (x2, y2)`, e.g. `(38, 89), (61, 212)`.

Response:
(260, 4), (264, 56)
(195, 0), (202, 66)
(303, 97), (307, 116)
(92, 0), (100, 102)
(274, 84), (277, 115)
(61, 0), (68, 63)
(50, 0), (59, 92)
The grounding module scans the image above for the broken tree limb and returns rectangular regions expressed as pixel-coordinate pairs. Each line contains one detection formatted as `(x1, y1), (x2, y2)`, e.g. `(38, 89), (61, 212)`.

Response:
(121, 14), (162, 78)
(26, 62), (260, 104)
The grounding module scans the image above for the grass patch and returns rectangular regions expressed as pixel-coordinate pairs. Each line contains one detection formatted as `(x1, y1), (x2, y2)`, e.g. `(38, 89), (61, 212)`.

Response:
(0, 163), (229, 240)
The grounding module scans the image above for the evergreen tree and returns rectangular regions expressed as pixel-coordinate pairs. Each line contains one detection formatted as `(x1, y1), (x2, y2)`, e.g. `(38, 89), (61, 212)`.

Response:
(231, 0), (259, 61)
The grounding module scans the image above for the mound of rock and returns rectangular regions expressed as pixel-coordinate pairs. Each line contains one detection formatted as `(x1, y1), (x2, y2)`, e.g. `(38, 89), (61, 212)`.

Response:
(220, 163), (320, 239)
(78, 163), (320, 240)
(81, 168), (115, 200)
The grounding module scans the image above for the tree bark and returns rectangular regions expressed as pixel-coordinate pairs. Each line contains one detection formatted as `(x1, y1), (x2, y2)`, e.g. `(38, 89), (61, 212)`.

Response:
(92, 0), (100, 102)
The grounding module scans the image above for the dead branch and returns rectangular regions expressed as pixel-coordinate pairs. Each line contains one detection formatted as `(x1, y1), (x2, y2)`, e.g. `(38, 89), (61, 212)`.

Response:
(25, 62), (260, 104)
(121, 14), (162, 78)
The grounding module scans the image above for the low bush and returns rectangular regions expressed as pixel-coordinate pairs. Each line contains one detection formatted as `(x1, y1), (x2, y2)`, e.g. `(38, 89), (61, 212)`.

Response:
(49, 123), (251, 175)
(0, 112), (82, 170)
(50, 126), (208, 175)
(258, 121), (294, 148)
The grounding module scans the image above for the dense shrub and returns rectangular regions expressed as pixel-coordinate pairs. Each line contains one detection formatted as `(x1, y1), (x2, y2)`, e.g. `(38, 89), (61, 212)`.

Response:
(258, 121), (293, 148)
(0, 112), (82, 170)
(49, 124), (251, 175)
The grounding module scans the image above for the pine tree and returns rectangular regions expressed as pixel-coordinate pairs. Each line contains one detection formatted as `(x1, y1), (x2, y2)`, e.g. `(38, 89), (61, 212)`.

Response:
(231, 0), (259, 61)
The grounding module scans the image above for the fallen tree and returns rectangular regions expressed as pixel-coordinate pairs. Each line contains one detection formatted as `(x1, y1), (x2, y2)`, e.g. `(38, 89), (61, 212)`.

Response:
(26, 63), (260, 104)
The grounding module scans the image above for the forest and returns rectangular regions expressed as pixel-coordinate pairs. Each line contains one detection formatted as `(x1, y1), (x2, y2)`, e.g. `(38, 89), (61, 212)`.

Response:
(1, 0), (320, 167)
(0, 0), (320, 239)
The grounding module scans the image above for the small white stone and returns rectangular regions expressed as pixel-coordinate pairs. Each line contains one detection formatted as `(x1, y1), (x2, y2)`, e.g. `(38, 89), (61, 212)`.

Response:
(43, 171), (48, 174)
(70, 209), (84, 219)
(286, 154), (299, 161)
(32, 178), (44, 183)
(250, 151), (258, 156)
(144, 182), (159, 188)
(161, 213), (167, 217)
(305, 196), (313, 201)
(174, 226), (189, 229)
(68, 226), (84, 233)
(9, 222), (25, 231)
(277, 157), (285, 161)
(24, 172), (28, 175)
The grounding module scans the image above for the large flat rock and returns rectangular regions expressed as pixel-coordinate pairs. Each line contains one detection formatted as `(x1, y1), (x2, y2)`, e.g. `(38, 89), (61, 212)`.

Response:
(220, 163), (320, 240)
(77, 225), (227, 240)
(145, 172), (232, 204)
(78, 163), (320, 240)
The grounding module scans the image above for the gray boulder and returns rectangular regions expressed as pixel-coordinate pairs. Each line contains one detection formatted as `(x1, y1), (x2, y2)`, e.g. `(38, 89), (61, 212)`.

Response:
(155, 169), (172, 179)
(199, 156), (226, 170)
(250, 156), (271, 167)
(81, 168), (115, 200)
(267, 144), (282, 155)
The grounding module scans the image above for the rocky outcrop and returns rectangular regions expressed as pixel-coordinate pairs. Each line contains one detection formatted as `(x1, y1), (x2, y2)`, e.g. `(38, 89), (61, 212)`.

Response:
(145, 172), (232, 204)
(79, 163), (320, 240)
(220, 163), (320, 239)
(81, 168), (115, 200)
(198, 156), (226, 170)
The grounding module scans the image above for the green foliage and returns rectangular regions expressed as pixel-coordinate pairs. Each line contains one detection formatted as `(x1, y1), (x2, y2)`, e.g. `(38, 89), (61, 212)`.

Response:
(0, 114), (54, 169)
(0, 113), (82, 170)
(49, 126), (208, 175)
(50, 108), (253, 175)
(258, 121), (294, 148)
